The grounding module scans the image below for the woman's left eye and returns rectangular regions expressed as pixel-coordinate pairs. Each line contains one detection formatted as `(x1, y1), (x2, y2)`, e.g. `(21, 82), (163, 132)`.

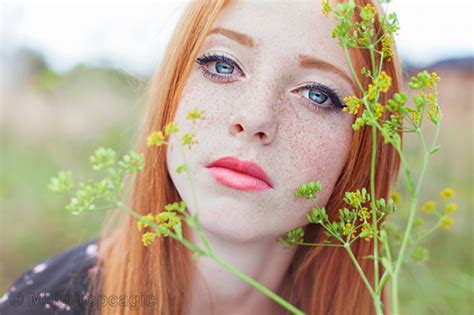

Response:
(194, 53), (244, 82)
(294, 83), (345, 112)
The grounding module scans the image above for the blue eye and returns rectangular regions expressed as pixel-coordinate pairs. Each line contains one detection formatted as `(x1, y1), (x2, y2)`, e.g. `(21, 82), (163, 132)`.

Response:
(195, 53), (244, 82)
(294, 83), (346, 112)
(215, 61), (234, 74)
(308, 90), (329, 104)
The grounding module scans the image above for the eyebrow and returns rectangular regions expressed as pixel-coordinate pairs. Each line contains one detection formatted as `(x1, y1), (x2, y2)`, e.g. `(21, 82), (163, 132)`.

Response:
(298, 55), (357, 93)
(208, 27), (255, 48)
(208, 27), (356, 92)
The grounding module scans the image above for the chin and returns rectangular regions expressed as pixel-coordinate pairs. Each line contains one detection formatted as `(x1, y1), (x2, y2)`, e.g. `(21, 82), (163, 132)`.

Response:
(196, 212), (270, 244)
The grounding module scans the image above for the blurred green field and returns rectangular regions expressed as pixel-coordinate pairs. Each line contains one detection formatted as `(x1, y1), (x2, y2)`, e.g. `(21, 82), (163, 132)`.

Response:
(1, 50), (472, 314)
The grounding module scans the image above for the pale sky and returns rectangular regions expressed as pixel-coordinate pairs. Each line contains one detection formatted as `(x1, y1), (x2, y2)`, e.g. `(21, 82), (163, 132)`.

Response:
(1, 0), (473, 75)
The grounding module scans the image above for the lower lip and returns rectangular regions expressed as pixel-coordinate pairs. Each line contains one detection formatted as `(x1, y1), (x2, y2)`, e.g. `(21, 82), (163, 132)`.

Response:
(206, 167), (272, 191)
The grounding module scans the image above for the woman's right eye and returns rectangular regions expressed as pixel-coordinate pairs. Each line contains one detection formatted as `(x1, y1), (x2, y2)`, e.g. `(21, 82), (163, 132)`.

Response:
(194, 53), (245, 82)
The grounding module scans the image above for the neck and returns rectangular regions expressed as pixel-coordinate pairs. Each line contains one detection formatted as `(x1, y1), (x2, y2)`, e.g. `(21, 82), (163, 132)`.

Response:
(184, 228), (298, 315)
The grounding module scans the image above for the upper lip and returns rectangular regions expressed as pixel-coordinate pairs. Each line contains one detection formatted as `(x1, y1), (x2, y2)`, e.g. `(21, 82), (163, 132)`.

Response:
(205, 156), (273, 188)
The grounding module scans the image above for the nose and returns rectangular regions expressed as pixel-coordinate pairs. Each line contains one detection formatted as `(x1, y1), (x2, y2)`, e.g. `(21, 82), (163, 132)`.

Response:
(228, 105), (278, 145)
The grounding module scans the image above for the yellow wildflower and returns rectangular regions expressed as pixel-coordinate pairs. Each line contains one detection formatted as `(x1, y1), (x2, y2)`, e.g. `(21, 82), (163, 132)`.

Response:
(136, 214), (155, 231)
(438, 215), (454, 230)
(375, 71), (392, 93)
(142, 232), (157, 247)
(374, 103), (384, 120)
(342, 96), (361, 115)
(363, 3), (376, 17)
(360, 226), (374, 241)
(439, 187), (455, 200)
(367, 83), (377, 100)
(390, 191), (401, 204)
(421, 201), (436, 214)
(411, 111), (421, 125)
(186, 107), (206, 124)
(147, 131), (167, 147)
(342, 223), (356, 238)
(357, 207), (372, 221)
(381, 35), (394, 61)
(444, 203), (458, 213)
(164, 121), (180, 135)
(427, 72), (441, 89)
(181, 132), (198, 149)
(321, 0), (331, 17)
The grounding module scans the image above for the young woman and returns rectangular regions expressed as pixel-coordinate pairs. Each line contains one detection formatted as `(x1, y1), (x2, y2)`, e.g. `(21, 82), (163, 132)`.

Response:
(0, 0), (402, 314)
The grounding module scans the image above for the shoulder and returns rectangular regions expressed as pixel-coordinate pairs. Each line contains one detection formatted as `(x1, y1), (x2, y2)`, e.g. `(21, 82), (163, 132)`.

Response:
(0, 238), (101, 314)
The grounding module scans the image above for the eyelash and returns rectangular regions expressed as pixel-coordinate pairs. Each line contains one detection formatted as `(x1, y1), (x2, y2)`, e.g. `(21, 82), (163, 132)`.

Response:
(194, 52), (347, 113)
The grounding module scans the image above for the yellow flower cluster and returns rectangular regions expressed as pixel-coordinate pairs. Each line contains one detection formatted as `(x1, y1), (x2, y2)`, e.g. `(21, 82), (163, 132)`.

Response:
(342, 96), (361, 115)
(426, 92), (442, 124)
(421, 201), (436, 214)
(147, 131), (167, 147)
(136, 203), (185, 247)
(321, 0), (331, 17)
(438, 215), (455, 230)
(360, 225), (374, 241)
(343, 189), (369, 208)
(181, 132), (198, 149)
(362, 3), (376, 17)
(142, 232), (156, 247)
(367, 83), (377, 100)
(374, 103), (384, 120)
(374, 71), (392, 93)
(411, 111), (421, 125)
(390, 191), (401, 204)
(426, 72), (441, 89)
(440, 187), (455, 200)
(186, 107), (207, 124)
(147, 121), (181, 148)
(136, 213), (156, 231)
(420, 187), (458, 232)
(147, 107), (206, 150)
(381, 34), (394, 61)
(165, 121), (180, 135)
(342, 223), (356, 238)
(357, 207), (372, 221)
(444, 203), (458, 213)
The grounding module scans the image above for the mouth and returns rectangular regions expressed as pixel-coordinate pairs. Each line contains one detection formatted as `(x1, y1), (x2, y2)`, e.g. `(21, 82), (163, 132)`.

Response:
(205, 156), (273, 191)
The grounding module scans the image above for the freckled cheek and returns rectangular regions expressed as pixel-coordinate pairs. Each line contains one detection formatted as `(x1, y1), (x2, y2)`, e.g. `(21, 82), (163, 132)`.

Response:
(292, 121), (352, 179)
(177, 77), (231, 127)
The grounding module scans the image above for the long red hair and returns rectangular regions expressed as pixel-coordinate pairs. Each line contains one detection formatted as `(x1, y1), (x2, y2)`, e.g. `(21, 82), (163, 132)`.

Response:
(89, 0), (403, 314)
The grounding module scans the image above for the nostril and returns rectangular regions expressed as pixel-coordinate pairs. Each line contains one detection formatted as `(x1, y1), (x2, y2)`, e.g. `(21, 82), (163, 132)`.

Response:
(231, 124), (244, 134)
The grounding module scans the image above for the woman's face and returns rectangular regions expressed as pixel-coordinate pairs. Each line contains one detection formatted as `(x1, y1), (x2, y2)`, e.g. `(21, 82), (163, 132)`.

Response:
(166, 0), (356, 242)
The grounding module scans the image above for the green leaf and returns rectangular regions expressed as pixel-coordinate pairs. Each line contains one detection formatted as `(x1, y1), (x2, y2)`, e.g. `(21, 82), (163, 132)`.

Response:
(429, 146), (441, 155)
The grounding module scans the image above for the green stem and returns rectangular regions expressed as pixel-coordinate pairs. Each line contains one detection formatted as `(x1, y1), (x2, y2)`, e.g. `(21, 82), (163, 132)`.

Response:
(344, 244), (383, 315)
(377, 269), (391, 297)
(412, 221), (440, 246)
(178, 141), (213, 254)
(344, 46), (365, 93)
(209, 253), (304, 315)
(389, 123), (440, 314)
(296, 241), (343, 247)
(370, 126), (380, 292)
(376, 234), (393, 296)
(369, 45), (377, 75)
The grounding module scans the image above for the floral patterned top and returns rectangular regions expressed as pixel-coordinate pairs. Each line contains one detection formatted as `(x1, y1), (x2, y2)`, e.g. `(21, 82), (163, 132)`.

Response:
(0, 238), (100, 314)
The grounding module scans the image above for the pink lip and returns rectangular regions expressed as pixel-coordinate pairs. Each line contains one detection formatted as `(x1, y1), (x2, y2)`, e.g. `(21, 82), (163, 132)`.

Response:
(205, 156), (273, 191)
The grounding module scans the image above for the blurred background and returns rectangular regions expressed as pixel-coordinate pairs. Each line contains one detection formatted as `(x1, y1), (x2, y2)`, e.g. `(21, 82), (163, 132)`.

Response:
(1, 0), (473, 314)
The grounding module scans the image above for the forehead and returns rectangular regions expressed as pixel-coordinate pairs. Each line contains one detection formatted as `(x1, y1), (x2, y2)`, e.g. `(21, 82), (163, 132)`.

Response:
(211, 0), (347, 68)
